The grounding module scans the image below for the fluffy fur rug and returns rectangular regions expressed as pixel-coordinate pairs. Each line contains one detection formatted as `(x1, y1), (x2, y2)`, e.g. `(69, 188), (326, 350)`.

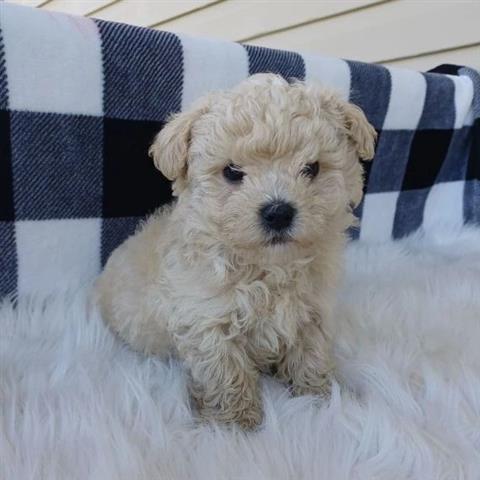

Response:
(2, 226), (480, 480)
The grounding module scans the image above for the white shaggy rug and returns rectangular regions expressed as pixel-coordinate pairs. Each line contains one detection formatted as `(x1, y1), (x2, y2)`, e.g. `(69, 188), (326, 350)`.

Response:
(3, 227), (480, 480)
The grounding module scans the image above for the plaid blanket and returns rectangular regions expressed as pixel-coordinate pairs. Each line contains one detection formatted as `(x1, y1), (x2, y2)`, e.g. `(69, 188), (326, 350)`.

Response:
(0, 3), (479, 298)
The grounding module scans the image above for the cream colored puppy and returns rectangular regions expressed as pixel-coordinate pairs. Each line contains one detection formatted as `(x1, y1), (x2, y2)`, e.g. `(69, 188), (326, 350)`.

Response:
(96, 73), (376, 429)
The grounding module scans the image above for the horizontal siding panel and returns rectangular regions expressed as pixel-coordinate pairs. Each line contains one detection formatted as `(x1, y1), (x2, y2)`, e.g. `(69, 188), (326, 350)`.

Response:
(92, 0), (217, 27)
(41, 0), (114, 16)
(383, 44), (480, 71)
(245, 1), (480, 64)
(156, 0), (382, 41)
(5, 0), (46, 6)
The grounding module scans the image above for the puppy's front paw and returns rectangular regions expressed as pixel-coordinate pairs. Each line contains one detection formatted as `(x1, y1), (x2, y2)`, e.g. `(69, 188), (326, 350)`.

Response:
(291, 373), (332, 400)
(197, 396), (264, 431)
(235, 403), (264, 431)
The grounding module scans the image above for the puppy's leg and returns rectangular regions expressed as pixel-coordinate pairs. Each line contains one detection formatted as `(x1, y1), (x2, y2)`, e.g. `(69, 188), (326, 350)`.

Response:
(176, 326), (263, 430)
(277, 322), (334, 399)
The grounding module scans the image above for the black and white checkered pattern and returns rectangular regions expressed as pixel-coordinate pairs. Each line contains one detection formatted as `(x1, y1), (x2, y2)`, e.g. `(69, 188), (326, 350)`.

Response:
(0, 3), (479, 298)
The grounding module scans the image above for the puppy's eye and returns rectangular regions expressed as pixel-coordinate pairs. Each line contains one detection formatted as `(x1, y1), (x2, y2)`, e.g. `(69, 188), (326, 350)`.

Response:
(301, 161), (320, 179)
(223, 163), (245, 183)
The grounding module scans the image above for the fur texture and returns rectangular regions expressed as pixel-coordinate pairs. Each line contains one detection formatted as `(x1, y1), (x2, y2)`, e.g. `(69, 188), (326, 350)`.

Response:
(3, 226), (480, 479)
(95, 74), (376, 428)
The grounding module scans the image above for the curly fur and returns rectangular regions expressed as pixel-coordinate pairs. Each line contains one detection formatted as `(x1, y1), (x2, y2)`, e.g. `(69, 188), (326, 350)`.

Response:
(95, 73), (376, 429)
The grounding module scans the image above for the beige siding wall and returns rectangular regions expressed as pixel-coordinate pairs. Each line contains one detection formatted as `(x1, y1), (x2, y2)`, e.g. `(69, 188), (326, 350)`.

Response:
(7, 0), (480, 71)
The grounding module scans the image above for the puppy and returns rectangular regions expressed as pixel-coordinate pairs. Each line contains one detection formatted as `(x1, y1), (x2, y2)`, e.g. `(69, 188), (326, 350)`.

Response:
(96, 73), (376, 429)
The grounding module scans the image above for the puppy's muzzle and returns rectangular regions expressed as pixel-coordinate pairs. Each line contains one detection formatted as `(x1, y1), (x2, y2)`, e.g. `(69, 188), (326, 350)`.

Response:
(259, 201), (296, 234)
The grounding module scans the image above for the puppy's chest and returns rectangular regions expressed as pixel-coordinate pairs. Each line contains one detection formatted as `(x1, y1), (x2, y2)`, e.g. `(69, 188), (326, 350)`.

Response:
(236, 277), (315, 362)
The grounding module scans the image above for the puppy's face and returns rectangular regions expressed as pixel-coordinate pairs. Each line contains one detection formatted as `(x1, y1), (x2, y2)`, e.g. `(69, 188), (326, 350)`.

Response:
(150, 74), (376, 261)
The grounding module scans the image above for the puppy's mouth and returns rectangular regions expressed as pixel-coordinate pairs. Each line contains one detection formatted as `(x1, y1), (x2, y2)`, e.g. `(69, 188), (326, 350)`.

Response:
(264, 233), (294, 247)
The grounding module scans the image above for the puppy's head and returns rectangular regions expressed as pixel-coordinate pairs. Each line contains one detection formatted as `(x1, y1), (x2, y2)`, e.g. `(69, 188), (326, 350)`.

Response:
(150, 73), (376, 261)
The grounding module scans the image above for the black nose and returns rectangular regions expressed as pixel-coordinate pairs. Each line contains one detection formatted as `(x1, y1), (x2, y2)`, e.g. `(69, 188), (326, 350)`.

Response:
(260, 201), (296, 232)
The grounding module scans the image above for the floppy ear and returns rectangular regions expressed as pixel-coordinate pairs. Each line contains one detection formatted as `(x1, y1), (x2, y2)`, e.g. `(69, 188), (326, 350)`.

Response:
(336, 101), (377, 209)
(148, 100), (209, 182)
(343, 102), (377, 161)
